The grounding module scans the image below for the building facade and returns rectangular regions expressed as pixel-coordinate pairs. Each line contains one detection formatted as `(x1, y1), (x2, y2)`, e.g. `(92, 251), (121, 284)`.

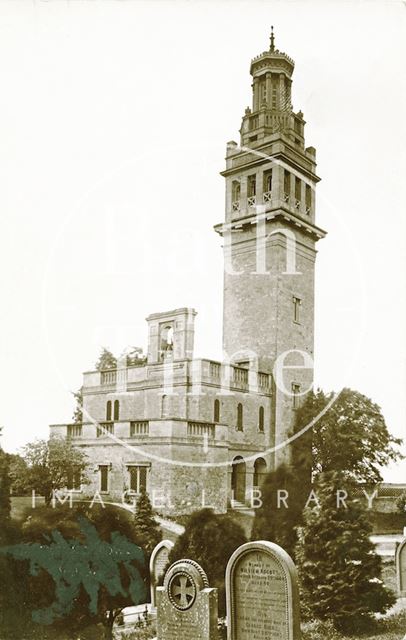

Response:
(50, 32), (326, 515)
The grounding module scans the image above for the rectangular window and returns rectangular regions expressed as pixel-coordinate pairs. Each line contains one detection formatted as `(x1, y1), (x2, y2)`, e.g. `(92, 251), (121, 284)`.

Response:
(99, 465), (109, 493)
(128, 466), (148, 493)
(263, 170), (272, 194)
(232, 180), (241, 202)
(284, 170), (290, 198)
(67, 468), (81, 491)
(305, 184), (312, 212)
(293, 296), (301, 323)
(295, 176), (301, 202)
(292, 384), (301, 409)
(248, 175), (256, 197)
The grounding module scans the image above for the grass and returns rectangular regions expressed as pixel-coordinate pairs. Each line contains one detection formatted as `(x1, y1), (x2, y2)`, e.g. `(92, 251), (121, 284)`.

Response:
(302, 610), (406, 640)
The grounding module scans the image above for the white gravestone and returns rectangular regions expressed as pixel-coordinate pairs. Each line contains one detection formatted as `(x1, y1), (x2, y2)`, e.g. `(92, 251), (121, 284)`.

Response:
(149, 539), (174, 610)
(226, 540), (301, 640)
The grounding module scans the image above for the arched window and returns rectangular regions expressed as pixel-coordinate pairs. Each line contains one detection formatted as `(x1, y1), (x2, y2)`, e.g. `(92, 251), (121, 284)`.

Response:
(258, 406), (264, 432)
(113, 400), (120, 421)
(237, 403), (243, 431)
(106, 400), (112, 421)
(214, 399), (220, 423)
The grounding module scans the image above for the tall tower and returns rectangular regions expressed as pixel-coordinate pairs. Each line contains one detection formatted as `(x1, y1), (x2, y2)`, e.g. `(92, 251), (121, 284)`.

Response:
(215, 29), (326, 464)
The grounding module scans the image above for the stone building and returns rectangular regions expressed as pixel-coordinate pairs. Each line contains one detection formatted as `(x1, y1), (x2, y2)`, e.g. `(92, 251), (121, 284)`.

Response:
(50, 31), (326, 515)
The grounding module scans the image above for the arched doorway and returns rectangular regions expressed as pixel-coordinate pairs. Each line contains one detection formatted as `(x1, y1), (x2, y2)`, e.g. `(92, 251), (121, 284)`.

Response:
(231, 456), (246, 503)
(253, 457), (267, 488)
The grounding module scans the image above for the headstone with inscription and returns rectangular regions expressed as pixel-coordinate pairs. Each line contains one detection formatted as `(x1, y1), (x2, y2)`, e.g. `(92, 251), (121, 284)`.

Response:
(156, 559), (218, 640)
(149, 539), (174, 609)
(395, 537), (406, 596)
(226, 541), (301, 640)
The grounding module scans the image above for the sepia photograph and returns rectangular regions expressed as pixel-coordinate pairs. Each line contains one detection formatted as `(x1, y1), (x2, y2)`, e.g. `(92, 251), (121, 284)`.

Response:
(0, 1), (405, 639)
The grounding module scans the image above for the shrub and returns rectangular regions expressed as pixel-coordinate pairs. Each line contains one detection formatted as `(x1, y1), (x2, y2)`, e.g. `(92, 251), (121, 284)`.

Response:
(168, 508), (247, 616)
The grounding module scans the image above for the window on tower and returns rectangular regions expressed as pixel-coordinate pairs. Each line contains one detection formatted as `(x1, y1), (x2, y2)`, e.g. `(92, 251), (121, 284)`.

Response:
(292, 383), (301, 409)
(106, 400), (112, 421)
(237, 403), (243, 431)
(258, 406), (264, 432)
(214, 399), (220, 423)
(293, 296), (301, 323)
(113, 400), (120, 421)
(263, 170), (272, 199)
(283, 170), (290, 200)
(305, 183), (312, 213)
(295, 176), (301, 203)
(248, 175), (256, 197)
(232, 180), (241, 202)
(99, 465), (109, 493)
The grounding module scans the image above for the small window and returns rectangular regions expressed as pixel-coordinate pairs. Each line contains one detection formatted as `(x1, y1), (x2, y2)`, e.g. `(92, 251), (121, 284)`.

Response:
(128, 466), (148, 493)
(106, 400), (112, 421)
(305, 184), (312, 212)
(263, 170), (272, 193)
(237, 403), (243, 431)
(214, 399), (220, 423)
(284, 170), (290, 198)
(113, 400), (120, 421)
(99, 465), (109, 493)
(248, 175), (256, 197)
(258, 406), (264, 432)
(295, 176), (301, 202)
(232, 180), (241, 202)
(292, 383), (301, 409)
(293, 296), (301, 323)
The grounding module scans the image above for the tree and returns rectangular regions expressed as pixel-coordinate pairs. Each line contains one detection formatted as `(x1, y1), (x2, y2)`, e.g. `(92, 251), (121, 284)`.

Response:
(250, 464), (308, 560)
(72, 387), (83, 423)
(21, 437), (89, 505)
(251, 406), (312, 559)
(8, 453), (30, 496)
(168, 508), (247, 616)
(0, 443), (11, 536)
(1, 503), (148, 640)
(295, 471), (395, 633)
(95, 347), (117, 371)
(133, 490), (162, 558)
(296, 388), (402, 483)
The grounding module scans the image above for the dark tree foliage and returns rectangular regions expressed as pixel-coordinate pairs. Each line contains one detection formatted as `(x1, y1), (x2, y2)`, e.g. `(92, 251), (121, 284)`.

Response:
(7, 453), (30, 496)
(72, 387), (83, 424)
(133, 489), (162, 558)
(21, 437), (89, 505)
(295, 471), (396, 633)
(95, 347), (117, 371)
(168, 508), (247, 616)
(1, 503), (148, 640)
(250, 463), (309, 560)
(251, 403), (312, 559)
(0, 445), (11, 534)
(296, 388), (402, 483)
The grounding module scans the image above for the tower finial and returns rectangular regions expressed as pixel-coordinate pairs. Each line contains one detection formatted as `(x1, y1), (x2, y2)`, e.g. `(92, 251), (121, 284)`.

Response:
(270, 25), (275, 52)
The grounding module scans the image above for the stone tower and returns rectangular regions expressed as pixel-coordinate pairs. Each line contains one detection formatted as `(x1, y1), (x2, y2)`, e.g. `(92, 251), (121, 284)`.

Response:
(215, 29), (326, 465)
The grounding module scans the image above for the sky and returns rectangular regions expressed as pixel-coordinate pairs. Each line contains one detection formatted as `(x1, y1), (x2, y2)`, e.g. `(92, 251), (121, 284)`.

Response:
(0, 1), (405, 482)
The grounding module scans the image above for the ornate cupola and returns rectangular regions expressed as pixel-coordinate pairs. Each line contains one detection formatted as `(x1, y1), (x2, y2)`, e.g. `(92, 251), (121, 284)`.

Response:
(240, 27), (305, 149)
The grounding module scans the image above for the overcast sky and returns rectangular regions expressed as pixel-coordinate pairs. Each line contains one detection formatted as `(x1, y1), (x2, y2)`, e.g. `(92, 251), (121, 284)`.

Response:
(0, 1), (405, 482)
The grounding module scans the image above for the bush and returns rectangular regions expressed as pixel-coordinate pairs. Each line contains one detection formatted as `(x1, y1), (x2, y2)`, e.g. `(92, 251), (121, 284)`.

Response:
(168, 508), (247, 616)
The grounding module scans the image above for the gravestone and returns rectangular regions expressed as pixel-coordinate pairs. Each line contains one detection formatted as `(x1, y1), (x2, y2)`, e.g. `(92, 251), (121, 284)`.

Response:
(150, 539), (174, 609)
(156, 559), (218, 640)
(226, 541), (301, 640)
(396, 537), (406, 596)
